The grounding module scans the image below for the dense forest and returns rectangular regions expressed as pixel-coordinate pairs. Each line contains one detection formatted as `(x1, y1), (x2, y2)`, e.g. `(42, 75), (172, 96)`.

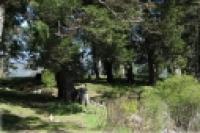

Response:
(0, 0), (200, 132)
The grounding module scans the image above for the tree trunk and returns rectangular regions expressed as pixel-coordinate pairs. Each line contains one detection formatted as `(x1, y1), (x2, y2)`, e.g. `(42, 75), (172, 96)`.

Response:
(126, 63), (134, 83)
(55, 70), (75, 101)
(0, 4), (5, 42)
(94, 60), (100, 80)
(104, 60), (113, 83)
(148, 52), (155, 85)
(92, 45), (100, 80)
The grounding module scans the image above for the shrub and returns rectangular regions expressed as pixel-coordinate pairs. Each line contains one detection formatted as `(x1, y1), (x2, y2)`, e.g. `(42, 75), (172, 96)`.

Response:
(148, 75), (200, 130)
(141, 89), (169, 132)
(41, 69), (56, 88)
(121, 99), (137, 114)
(155, 75), (200, 130)
(140, 75), (200, 131)
(105, 97), (138, 132)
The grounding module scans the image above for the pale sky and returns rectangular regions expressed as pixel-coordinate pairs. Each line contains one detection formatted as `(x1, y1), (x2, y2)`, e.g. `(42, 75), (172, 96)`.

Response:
(8, 63), (43, 77)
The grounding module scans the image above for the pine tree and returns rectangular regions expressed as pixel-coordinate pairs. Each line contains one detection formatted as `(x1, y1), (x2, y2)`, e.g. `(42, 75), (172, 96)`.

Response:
(82, 0), (139, 82)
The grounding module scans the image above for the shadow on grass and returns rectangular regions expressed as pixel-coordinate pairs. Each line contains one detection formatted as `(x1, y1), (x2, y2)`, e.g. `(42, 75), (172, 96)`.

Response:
(0, 77), (42, 91)
(0, 77), (145, 115)
(0, 109), (82, 131)
(0, 89), (83, 115)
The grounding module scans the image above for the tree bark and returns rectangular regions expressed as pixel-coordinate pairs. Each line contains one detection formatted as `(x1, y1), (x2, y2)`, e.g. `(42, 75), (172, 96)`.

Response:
(104, 60), (113, 83)
(92, 45), (100, 80)
(93, 60), (100, 79)
(126, 63), (134, 83)
(0, 4), (5, 42)
(55, 70), (75, 101)
(148, 52), (155, 85)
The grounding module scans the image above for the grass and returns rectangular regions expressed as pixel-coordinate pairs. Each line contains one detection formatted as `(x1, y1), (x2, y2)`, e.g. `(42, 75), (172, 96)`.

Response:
(0, 79), (103, 132)
(0, 88), (108, 132)
(0, 77), (146, 132)
(1, 76), (198, 132)
(86, 82), (146, 101)
(84, 105), (107, 130)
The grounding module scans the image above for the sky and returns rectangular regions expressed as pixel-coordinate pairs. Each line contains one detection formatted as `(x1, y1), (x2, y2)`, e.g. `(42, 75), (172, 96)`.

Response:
(8, 52), (43, 77)
(8, 63), (43, 77)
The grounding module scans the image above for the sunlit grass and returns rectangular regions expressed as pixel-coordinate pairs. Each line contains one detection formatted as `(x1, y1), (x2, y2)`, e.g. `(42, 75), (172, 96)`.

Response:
(0, 79), (146, 132)
(0, 82), (110, 132)
(0, 102), (106, 131)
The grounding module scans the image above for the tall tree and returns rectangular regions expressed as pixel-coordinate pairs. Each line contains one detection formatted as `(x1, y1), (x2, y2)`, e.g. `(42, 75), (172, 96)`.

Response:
(28, 0), (84, 101)
(82, 0), (139, 83)
(133, 0), (188, 84)
(183, 1), (200, 77)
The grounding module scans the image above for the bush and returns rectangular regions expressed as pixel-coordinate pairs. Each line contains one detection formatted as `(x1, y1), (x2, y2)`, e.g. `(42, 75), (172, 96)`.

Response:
(140, 75), (200, 131)
(155, 75), (200, 130)
(121, 99), (137, 114)
(141, 89), (169, 132)
(143, 75), (200, 130)
(41, 69), (56, 88)
(105, 97), (138, 132)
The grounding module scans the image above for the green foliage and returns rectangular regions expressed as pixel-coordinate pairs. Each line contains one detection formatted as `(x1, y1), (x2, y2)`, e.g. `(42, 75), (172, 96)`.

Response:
(49, 38), (82, 73)
(160, 4), (187, 69)
(30, 20), (50, 53)
(84, 105), (107, 130)
(102, 85), (132, 99)
(141, 89), (168, 132)
(104, 98), (138, 132)
(155, 75), (200, 104)
(137, 0), (188, 81)
(142, 75), (200, 130)
(38, 0), (81, 24)
(155, 75), (200, 128)
(121, 99), (137, 114)
(30, 0), (84, 76)
(32, 20), (49, 44)
(41, 69), (56, 87)
(83, 3), (136, 65)
(40, 37), (83, 76)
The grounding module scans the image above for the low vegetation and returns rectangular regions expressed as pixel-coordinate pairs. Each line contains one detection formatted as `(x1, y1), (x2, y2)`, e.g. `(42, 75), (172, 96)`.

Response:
(0, 75), (200, 132)
(41, 69), (56, 88)
(140, 75), (200, 132)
